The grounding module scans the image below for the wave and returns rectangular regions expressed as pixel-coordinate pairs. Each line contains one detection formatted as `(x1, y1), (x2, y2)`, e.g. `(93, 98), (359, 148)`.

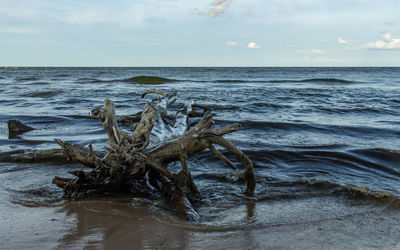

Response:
(24, 90), (62, 98)
(298, 78), (354, 84)
(123, 75), (175, 84)
(226, 119), (400, 139)
(270, 78), (354, 84)
(214, 80), (249, 83)
(333, 185), (400, 208)
(79, 75), (177, 85)
(280, 178), (400, 208)
(229, 120), (322, 132)
(9, 187), (63, 207)
(214, 78), (355, 84)
(77, 76), (355, 85)
(16, 77), (40, 81)
(317, 106), (399, 115)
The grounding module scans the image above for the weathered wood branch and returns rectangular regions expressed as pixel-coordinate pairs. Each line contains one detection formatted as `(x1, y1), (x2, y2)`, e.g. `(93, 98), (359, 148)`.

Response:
(52, 90), (255, 220)
(54, 139), (102, 168)
(209, 145), (237, 170)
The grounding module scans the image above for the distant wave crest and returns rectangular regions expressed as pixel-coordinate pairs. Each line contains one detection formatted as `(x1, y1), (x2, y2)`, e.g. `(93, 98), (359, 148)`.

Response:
(79, 75), (177, 85)
(211, 78), (355, 84)
(271, 78), (354, 84)
(123, 75), (175, 84)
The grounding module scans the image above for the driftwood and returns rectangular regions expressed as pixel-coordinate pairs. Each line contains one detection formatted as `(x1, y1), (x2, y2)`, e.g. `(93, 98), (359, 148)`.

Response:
(8, 120), (34, 139)
(53, 90), (255, 221)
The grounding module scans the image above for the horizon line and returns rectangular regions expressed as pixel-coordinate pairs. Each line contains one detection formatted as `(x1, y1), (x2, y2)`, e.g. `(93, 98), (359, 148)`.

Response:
(1, 65), (399, 68)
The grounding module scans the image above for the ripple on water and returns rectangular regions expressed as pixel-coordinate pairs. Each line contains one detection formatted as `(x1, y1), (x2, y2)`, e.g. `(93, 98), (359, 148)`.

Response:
(23, 90), (62, 98)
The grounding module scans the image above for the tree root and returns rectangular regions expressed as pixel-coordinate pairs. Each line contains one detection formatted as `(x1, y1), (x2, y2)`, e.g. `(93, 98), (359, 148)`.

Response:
(52, 90), (255, 220)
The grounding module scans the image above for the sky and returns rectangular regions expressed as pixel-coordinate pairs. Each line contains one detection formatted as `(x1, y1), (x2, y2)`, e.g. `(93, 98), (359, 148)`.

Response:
(0, 0), (399, 67)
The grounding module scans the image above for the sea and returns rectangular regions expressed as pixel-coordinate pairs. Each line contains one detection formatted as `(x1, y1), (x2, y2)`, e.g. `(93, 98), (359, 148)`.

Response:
(1, 67), (400, 249)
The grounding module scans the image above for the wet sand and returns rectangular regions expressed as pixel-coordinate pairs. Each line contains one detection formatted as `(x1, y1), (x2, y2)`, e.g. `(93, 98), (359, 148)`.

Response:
(2, 198), (400, 249)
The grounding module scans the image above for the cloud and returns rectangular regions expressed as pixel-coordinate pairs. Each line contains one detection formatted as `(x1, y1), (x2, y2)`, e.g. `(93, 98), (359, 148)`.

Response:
(0, 1), (201, 28)
(338, 37), (348, 45)
(247, 42), (260, 49)
(364, 31), (400, 50)
(311, 48), (324, 54)
(0, 26), (39, 34)
(384, 22), (395, 26)
(296, 49), (325, 54)
(201, 0), (233, 17)
(225, 41), (237, 46)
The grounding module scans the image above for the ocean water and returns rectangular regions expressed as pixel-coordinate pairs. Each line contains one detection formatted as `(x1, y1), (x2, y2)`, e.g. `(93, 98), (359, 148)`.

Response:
(1, 67), (400, 249)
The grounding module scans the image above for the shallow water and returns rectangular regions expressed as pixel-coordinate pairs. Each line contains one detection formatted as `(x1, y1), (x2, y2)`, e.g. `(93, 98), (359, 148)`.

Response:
(1, 67), (400, 249)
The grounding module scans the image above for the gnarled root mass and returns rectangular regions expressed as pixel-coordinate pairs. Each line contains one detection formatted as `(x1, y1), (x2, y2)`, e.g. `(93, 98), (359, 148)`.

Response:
(53, 90), (255, 221)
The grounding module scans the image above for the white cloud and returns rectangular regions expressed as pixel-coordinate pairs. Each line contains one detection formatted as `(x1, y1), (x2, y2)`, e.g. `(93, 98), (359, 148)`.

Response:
(247, 42), (260, 49)
(338, 37), (348, 45)
(311, 48), (325, 54)
(201, 0), (233, 17)
(288, 44), (295, 48)
(382, 31), (391, 42)
(0, 1), (203, 28)
(225, 41), (237, 46)
(0, 26), (39, 34)
(296, 48), (325, 54)
(364, 31), (400, 50)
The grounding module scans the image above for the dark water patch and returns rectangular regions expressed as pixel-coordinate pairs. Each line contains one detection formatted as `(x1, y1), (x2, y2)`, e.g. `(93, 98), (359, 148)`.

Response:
(246, 102), (291, 109)
(16, 76), (40, 81)
(54, 74), (71, 77)
(5, 115), (70, 125)
(389, 99), (400, 104)
(299, 78), (354, 84)
(277, 149), (399, 179)
(24, 90), (62, 98)
(206, 104), (238, 111)
(287, 144), (347, 150)
(332, 125), (400, 138)
(303, 150), (400, 178)
(78, 77), (108, 83)
(214, 80), (249, 83)
(237, 120), (322, 132)
(26, 81), (51, 86)
(233, 119), (400, 139)
(123, 76), (175, 85)
(270, 78), (355, 84)
(243, 148), (400, 188)
(78, 75), (178, 84)
(318, 106), (399, 115)
(78, 77), (98, 81)
(62, 98), (87, 105)
(182, 77), (355, 85)
(353, 148), (400, 163)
